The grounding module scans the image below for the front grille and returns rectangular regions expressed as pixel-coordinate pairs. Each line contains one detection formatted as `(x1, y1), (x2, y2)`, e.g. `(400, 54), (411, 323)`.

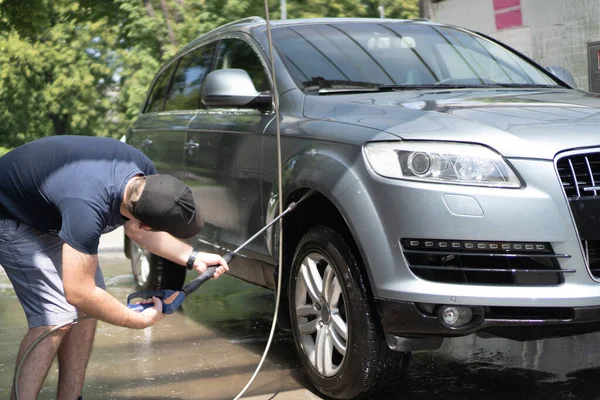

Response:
(401, 239), (572, 286)
(557, 151), (600, 278)
(557, 153), (600, 198)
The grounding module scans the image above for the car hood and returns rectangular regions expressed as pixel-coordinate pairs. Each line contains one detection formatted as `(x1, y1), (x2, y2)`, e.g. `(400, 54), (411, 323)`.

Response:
(303, 88), (600, 159)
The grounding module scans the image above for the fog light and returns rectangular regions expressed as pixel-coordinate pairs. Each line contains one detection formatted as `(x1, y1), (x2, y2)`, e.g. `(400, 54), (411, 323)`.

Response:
(438, 305), (473, 328)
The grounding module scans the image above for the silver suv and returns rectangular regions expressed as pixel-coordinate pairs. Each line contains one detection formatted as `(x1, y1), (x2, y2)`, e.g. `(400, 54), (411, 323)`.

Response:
(125, 17), (600, 399)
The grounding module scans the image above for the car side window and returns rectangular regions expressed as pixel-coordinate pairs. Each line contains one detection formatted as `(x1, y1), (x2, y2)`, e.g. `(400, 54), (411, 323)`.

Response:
(145, 62), (177, 113)
(165, 44), (217, 111)
(214, 38), (269, 92)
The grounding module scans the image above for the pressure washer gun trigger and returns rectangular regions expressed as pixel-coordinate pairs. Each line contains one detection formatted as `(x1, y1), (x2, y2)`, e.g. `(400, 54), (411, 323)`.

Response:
(127, 289), (186, 314)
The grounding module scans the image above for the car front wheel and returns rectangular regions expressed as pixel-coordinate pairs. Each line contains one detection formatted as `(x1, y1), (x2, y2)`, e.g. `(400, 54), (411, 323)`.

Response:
(289, 226), (410, 400)
(129, 239), (186, 291)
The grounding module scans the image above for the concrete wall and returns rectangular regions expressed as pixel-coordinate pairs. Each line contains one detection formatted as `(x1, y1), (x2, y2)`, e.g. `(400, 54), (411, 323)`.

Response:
(430, 0), (600, 90)
(430, 0), (496, 34)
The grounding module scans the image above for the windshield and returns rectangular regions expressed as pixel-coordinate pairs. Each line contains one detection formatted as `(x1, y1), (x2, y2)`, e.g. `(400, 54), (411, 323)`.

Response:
(271, 22), (561, 93)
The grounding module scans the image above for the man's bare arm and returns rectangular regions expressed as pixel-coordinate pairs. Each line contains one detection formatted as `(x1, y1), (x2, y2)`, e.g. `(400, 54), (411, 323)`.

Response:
(124, 221), (229, 277)
(61, 243), (164, 329)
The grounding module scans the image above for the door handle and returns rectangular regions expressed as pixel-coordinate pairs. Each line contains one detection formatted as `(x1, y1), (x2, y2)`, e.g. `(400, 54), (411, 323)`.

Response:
(184, 140), (200, 151)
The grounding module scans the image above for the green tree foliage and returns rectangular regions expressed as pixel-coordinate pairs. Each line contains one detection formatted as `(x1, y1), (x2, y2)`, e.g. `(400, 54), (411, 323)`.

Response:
(284, 0), (367, 18)
(0, 0), (53, 38)
(0, 0), (121, 146)
(0, 0), (419, 148)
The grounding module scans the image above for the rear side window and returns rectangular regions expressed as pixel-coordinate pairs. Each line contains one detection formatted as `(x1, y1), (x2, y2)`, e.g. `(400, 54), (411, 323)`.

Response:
(165, 44), (217, 111)
(145, 62), (177, 113)
(214, 38), (269, 92)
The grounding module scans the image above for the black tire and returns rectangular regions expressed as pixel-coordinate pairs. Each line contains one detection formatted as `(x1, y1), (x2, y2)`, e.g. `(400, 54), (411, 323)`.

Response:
(128, 239), (186, 291)
(289, 226), (411, 400)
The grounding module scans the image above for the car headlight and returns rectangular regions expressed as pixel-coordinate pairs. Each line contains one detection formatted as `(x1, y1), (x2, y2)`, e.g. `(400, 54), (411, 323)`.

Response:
(363, 141), (521, 188)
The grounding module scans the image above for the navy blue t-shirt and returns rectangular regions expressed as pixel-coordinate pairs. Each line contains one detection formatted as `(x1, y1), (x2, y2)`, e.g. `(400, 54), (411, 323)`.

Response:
(0, 136), (156, 254)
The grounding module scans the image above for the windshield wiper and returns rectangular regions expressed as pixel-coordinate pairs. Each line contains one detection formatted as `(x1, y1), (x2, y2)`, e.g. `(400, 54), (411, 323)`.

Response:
(315, 86), (391, 94)
(314, 83), (563, 95)
(315, 84), (483, 95)
(304, 77), (562, 95)
(377, 84), (482, 90)
(482, 83), (561, 88)
(302, 77), (381, 92)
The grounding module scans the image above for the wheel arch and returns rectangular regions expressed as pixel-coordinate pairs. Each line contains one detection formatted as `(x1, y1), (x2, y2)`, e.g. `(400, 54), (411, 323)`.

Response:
(263, 133), (394, 332)
(265, 142), (363, 259)
(273, 183), (383, 332)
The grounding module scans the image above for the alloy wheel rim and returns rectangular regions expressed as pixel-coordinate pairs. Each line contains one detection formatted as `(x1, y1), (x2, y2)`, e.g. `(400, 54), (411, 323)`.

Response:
(131, 242), (151, 286)
(294, 252), (348, 377)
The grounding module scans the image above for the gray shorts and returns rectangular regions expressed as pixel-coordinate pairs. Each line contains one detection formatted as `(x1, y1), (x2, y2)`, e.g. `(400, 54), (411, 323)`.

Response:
(0, 218), (105, 328)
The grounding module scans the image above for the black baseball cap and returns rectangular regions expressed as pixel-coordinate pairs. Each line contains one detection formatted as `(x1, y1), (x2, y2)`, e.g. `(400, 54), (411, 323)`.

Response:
(131, 175), (204, 239)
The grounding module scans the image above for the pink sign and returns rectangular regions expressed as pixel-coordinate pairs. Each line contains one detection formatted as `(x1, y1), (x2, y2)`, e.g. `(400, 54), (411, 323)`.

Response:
(495, 9), (523, 29)
(493, 0), (520, 10)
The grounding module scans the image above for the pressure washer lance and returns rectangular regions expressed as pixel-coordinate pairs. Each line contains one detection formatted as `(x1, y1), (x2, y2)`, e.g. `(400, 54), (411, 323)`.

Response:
(127, 197), (303, 314)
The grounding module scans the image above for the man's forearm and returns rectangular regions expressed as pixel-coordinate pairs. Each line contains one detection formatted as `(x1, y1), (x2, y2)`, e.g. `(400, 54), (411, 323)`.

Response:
(128, 229), (191, 266)
(72, 286), (148, 329)
(124, 222), (229, 279)
(62, 243), (152, 329)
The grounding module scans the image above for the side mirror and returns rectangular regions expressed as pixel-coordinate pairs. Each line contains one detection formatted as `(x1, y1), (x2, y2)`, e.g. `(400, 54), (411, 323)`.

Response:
(546, 66), (577, 89)
(201, 69), (271, 110)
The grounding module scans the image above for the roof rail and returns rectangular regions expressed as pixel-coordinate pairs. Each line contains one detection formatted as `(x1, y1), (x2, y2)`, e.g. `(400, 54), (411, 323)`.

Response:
(412, 18), (432, 22)
(176, 16), (267, 56)
(217, 16), (266, 29)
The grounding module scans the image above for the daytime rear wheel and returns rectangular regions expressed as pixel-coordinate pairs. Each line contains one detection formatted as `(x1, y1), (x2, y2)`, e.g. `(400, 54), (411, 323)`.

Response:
(129, 240), (186, 291)
(289, 226), (411, 400)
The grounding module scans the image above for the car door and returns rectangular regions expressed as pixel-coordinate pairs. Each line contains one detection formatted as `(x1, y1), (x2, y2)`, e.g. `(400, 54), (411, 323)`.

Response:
(128, 59), (195, 180)
(185, 36), (275, 265)
(176, 43), (219, 180)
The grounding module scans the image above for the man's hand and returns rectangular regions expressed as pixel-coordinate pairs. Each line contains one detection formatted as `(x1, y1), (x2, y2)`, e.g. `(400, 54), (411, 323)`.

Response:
(193, 252), (229, 279)
(139, 296), (166, 327)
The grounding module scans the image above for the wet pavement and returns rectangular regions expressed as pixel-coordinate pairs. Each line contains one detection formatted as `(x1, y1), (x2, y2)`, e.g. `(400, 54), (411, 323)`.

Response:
(2, 229), (600, 399)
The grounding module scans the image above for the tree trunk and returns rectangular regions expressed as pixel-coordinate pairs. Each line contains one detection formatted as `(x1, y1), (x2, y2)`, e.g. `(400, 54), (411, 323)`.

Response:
(143, 0), (156, 17)
(159, 0), (178, 46)
(173, 0), (184, 23)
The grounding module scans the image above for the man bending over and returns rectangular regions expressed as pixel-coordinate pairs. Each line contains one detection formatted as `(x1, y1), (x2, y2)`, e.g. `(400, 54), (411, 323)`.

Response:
(0, 135), (229, 399)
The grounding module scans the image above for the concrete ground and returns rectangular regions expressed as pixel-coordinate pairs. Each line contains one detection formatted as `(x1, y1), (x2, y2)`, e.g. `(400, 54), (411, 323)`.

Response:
(2, 229), (600, 399)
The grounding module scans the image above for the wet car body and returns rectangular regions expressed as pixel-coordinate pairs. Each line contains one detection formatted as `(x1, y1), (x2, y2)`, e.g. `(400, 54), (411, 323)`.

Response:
(126, 17), (600, 399)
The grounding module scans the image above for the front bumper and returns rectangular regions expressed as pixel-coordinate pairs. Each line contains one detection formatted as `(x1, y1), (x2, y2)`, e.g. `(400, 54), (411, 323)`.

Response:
(377, 299), (600, 342)
(336, 154), (600, 346)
